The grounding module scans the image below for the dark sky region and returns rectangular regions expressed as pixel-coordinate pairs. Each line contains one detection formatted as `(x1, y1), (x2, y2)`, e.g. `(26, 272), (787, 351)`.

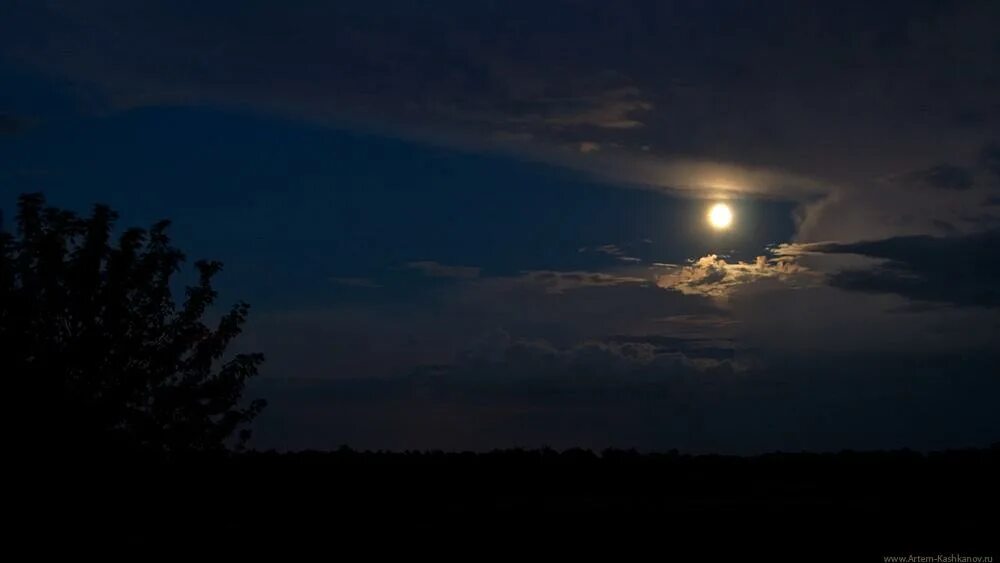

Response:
(2, 1), (999, 453)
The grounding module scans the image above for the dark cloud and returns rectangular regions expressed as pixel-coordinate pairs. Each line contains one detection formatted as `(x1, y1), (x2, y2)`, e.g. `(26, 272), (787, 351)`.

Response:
(241, 265), (721, 379)
(606, 334), (735, 361)
(981, 141), (1000, 180)
(515, 270), (647, 293)
(538, 90), (652, 130)
(4, 0), (998, 199)
(577, 242), (647, 264)
(454, 330), (738, 372)
(807, 230), (1000, 307)
(406, 261), (482, 279)
(452, 334), (736, 380)
(906, 164), (974, 191)
(931, 219), (958, 234)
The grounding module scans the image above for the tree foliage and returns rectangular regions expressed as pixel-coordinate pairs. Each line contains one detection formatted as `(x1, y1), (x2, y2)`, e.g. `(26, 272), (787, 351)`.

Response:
(1, 193), (265, 454)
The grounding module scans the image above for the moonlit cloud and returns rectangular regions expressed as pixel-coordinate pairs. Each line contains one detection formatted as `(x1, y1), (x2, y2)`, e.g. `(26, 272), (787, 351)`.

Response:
(655, 254), (812, 298)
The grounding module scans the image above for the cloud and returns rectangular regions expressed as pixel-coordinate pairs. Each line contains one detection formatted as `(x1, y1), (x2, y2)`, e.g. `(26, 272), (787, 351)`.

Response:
(536, 88), (653, 130)
(655, 254), (812, 298)
(578, 141), (600, 153)
(575, 242), (646, 264)
(605, 334), (735, 361)
(243, 262), (721, 379)
(796, 140), (1000, 242)
(794, 230), (1000, 307)
(981, 141), (1000, 180)
(653, 314), (740, 336)
(454, 330), (737, 380)
(406, 261), (482, 279)
(903, 164), (974, 191)
(516, 270), (648, 294)
(7, 0), (998, 211)
(403, 262), (652, 295)
(453, 272), (723, 350)
(556, 152), (830, 200)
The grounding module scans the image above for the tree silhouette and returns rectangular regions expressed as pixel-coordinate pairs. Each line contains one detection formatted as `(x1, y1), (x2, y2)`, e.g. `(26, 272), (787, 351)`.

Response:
(1, 193), (265, 455)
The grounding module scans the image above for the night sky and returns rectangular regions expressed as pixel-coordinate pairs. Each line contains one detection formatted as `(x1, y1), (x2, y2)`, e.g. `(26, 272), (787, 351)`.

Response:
(2, 1), (999, 453)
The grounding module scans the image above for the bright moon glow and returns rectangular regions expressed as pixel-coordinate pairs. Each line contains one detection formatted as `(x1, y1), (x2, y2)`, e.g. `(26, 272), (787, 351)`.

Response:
(708, 203), (733, 230)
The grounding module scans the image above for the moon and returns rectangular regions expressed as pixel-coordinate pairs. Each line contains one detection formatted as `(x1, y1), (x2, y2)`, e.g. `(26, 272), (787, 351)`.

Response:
(707, 203), (733, 230)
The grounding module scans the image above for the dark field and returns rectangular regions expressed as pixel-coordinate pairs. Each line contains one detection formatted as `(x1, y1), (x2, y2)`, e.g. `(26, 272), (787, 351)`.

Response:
(36, 446), (999, 557)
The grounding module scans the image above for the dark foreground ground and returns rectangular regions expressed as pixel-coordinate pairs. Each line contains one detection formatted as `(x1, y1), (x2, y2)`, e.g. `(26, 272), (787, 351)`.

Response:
(29, 446), (999, 558)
